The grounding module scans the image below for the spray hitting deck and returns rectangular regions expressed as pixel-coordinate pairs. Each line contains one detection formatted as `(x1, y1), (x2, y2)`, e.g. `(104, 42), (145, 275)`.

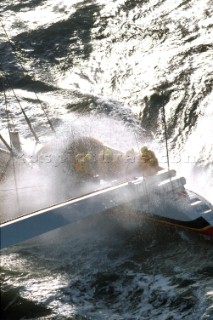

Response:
(1, 169), (213, 249)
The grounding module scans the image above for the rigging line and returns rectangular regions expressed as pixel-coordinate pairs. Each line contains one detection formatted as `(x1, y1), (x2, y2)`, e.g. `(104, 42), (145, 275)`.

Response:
(161, 105), (176, 199)
(1, 76), (16, 129)
(0, 134), (12, 153)
(3, 82), (21, 214)
(0, 18), (56, 135)
(3, 72), (40, 143)
(0, 79), (14, 153)
(161, 105), (170, 172)
(0, 184), (47, 191)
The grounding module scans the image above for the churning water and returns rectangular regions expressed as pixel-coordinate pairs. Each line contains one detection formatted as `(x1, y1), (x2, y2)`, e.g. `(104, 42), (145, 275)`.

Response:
(0, 0), (213, 319)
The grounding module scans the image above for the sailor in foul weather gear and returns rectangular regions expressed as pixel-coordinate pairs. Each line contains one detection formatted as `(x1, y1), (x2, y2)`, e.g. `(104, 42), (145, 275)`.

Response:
(138, 145), (161, 176)
(74, 152), (96, 178)
(68, 137), (162, 180)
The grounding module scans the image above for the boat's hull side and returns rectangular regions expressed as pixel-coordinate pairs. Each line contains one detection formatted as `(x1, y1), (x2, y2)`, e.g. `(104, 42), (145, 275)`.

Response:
(140, 212), (213, 237)
(199, 226), (213, 237)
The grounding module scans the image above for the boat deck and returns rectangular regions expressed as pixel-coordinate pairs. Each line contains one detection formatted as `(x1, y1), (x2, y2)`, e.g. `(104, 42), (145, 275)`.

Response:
(0, 159), (114, 224)
(1, 167), (213, 249)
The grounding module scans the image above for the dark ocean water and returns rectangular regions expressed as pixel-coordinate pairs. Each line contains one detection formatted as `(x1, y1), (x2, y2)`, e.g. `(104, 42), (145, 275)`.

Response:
(0, 0), (213, 319)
